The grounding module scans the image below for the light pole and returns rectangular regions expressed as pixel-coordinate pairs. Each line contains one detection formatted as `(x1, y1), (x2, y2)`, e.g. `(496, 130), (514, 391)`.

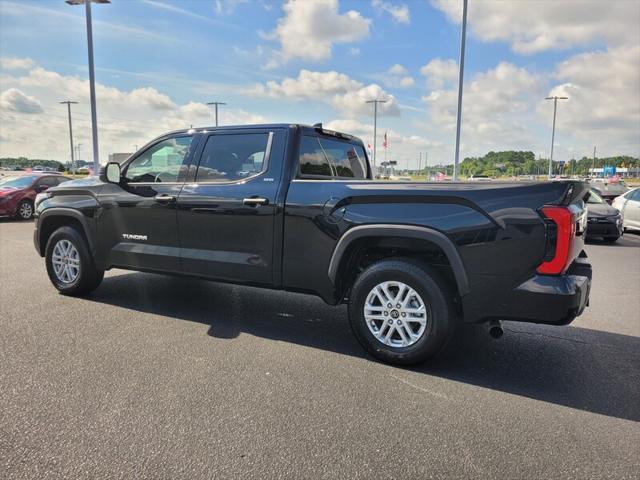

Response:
(453, 0), (468, 181)
(66, 0), (110, 174)
(366, 99), (387, 175)
(60, 100), (78, 174)
(591, 145), (597, 178)
(545, 95), (568, 178)
(425, 151), (429, 180)
(76, 143), (82, 172)
(206, 102), (226, 127)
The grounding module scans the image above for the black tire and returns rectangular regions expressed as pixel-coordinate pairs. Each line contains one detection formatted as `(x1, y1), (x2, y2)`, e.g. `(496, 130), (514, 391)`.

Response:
(45, 226), (104, 296)
(348, 258), (457, 365)
(15, 199), (34, 220)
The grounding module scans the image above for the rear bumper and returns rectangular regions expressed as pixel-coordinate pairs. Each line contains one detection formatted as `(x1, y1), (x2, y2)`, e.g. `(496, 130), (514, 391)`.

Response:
(462, 255), (592, 326)
(497, 256), (592, 326)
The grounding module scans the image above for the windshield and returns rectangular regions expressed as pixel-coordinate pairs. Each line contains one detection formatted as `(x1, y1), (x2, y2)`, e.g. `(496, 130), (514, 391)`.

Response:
(0, 176), (36, 189)
(587, 190), (605, 204)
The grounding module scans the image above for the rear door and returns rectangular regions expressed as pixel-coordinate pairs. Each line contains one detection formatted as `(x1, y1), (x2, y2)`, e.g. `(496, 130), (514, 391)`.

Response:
(176, 128), (287, 285)
(97, 134), (197, 273)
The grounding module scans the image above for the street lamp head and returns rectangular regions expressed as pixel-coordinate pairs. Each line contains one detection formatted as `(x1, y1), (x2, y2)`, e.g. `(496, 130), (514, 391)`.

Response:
(66, 0), (111, 5)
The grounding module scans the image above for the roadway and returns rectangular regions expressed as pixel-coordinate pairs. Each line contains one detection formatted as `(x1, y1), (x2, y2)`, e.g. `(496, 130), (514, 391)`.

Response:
(1, 219), (639, 479)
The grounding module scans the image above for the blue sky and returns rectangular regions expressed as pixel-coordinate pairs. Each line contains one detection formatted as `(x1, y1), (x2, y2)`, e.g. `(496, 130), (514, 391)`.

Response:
(1, 0), (638, 166)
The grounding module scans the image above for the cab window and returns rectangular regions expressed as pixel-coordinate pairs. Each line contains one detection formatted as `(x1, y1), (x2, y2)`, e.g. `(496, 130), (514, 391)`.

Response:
(298, 135), (368, 179)
(196, 133), (270, 183)
(124, 136), (194, 183)
(319, 138), (368, 179)
(299, 136), (333, 177)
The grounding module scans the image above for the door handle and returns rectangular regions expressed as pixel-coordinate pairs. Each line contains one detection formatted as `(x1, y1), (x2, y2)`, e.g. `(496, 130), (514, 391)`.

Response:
(154, 193), (176, 203)
(243, 197), (269, 206)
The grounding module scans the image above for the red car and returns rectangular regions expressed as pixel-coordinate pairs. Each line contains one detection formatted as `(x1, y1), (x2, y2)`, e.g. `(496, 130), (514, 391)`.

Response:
(0, 174), (72, 220)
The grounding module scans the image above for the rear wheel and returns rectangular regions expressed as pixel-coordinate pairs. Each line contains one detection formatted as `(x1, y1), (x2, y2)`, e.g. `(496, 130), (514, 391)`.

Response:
(45, 226), (104, 296)
(348, 259), (456, 365)
(15, 199), (34, 220)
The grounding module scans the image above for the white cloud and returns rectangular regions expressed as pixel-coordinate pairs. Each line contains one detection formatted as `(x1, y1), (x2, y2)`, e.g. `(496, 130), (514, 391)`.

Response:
(0, 66), (267, 161)
(0, 57), (35, 70)
(19, 67), (176, 110)
(265, 0), (370, 66)
(388, 64), (408, 76)
(325, 119), (441, 166)
(420, 58), (458, 89)
(249, 69), (400, 117)
(372, 0), (410, 24)
(538, 45), (640, 154)
(423, 62), (541, 156)
(432, 0), (640, 54)
(0, 88), (43, 114)
(348, 47), (361, 56)
(370, 64), (415, 89)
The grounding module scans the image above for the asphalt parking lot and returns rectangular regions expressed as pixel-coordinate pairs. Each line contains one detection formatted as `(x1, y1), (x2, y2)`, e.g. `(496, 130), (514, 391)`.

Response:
(1, 219), (639, 479)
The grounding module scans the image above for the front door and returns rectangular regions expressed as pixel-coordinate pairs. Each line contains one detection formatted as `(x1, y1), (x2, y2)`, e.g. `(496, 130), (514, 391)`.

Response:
(98, 134), (198, 273)
(177, 129), (285, 285)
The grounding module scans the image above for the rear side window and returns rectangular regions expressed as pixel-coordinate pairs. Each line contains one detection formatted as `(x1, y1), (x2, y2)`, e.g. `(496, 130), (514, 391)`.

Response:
(320, 138), (368, 179)
(299, 136), (333, 177)
(298, 135), (368, 179)
(196, 133), (270, 183)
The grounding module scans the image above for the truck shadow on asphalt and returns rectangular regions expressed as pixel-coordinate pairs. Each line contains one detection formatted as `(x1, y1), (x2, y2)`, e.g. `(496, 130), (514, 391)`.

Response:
(87, 271), (640, 423)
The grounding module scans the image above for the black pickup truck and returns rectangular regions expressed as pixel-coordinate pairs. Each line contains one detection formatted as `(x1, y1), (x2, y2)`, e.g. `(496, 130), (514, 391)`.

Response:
(33, 124), (592, 364)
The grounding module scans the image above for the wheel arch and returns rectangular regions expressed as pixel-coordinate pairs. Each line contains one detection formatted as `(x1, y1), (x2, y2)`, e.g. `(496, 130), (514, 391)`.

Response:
(37, 208), (95, 257)
(328, 224), (470, 300)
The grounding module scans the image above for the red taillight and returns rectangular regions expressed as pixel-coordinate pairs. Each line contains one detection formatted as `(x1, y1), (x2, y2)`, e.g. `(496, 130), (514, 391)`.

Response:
(537, 206), (576, 275)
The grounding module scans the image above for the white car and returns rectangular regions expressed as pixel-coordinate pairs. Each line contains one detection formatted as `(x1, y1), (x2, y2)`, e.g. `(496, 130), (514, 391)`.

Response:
(612, 187), (640, 231)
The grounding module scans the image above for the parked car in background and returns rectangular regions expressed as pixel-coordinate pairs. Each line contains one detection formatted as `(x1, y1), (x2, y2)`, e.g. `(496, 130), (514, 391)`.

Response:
(590, 178), (629, 204)
(612, 187), (640, 232)
(0, 174), (71, 220)
(468, 175), (492, 182)
(585, 190), (623, 242)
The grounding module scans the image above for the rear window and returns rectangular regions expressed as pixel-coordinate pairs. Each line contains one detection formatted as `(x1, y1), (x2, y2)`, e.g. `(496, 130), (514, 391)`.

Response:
(298, 135), (368, 179)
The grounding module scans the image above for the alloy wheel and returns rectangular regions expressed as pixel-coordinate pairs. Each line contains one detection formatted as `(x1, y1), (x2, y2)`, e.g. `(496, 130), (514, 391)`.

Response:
(363, 281), (428, 348)
(19, 202), (33, 219)
(52, 239), (81, 284)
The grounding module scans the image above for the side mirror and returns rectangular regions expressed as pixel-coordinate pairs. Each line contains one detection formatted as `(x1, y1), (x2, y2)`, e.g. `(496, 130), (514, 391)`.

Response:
(36, 185), (49, 192)
(105, 162), (121, 184)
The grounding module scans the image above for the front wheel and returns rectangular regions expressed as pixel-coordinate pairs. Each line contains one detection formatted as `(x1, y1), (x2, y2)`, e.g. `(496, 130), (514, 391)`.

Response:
(348, 259), (457, 365)
(45, 226), (104, 296)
